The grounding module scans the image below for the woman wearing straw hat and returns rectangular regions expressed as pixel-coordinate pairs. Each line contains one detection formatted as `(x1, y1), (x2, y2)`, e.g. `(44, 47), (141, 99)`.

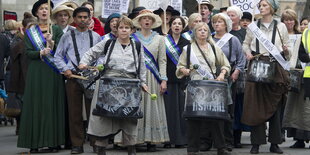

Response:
(242, 0), (290, 154)
(52, 4), (74, 33)
(131, 10), (169, 151)
(17, 0), (65, 153)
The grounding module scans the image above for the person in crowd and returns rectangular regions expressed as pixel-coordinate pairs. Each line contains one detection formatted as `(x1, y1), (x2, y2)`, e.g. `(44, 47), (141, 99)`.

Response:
(163, 16), (190, 148)
(6, 12), (35, 136)
(54, 6), (101, 154)
(153, 5), (180, 35)
(128, 6), (146, 20)
(176, 22), (231, 155)
(182, 13), (202, 41)
(125, 10), (169, 152)
(212, 13), (246, 151)
(240, 12), (252, 29)
(226, 5), (250, 149)
(241, 0), (290, 154)
(198, 0), (214, 33)
(300, 17), (310, 33)
(81, 1), (105, 36)
(281, 9), (310, 149)
(101, 13), (120, 41)
(17, 0), (65, 153)
(52, 5), (74, 33)
(79, 15), (147, 155)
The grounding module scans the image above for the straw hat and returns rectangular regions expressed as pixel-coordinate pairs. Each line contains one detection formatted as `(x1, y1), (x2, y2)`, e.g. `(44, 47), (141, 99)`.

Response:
(132, 10), (162, 29)
(62, 1), (79, 9)
(52, 5), (74, 24)
(153, 5), (180, 16)
(199, 0), (214, 11)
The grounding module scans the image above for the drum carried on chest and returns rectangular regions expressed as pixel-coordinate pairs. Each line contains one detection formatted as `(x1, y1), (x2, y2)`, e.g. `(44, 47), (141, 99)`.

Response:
(247, 58), (276, 83)
(183, 80), (230, 120)
(92, 77), (143, 119)
(289, 69), (303, 93)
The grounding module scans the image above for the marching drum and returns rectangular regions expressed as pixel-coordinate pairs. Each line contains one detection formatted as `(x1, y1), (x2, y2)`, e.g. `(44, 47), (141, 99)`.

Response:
(289, 70), (303, 93)
(247, 58), (276, 83)
(76, 69), (99, 99)
(236, 71), (246, 94)
(92, 77), (143, 118)
(183, 80), (230, 120)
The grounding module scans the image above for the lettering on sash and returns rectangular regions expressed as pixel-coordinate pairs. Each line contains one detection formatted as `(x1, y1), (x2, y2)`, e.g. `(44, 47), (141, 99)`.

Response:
(165, 34), (182, 65)
(189, 46), (214, 79)
(215, 33), (233, 49)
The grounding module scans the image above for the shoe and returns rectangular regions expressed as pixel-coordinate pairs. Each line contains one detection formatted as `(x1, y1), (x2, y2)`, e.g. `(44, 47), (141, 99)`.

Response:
(163, 143), (171, 148)
(226, 144), (233, 151)
(29, 149), (39, 153)
(270, 144), (283, 154)
(250, 144), (259, 154)
(40, 147), (59, 153)
(217, 148), (231, 155)
(97, 146), (106, 155)
(175, 144), (186, 148)
(127, 145), (136, 155)
(234, 142), (242, 148)
(200, 142), (212, 151)
(187, 152), (199, 155)
(289, 140), (305, 148)
(147, 144), (156, 152)
(71, 146), (84, 154)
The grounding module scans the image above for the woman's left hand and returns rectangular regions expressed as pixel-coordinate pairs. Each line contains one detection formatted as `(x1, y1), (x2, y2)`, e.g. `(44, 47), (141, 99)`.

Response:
(160, 80), (167, 94)
(282, 45), (289, 56)
(230, 70), (240, 82)
(216, 73), (225, 82)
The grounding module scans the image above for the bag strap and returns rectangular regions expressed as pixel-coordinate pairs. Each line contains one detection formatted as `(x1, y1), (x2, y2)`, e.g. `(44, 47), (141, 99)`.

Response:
(195, 41), (217, 79)
(104, 39), (117, 68)
(186, 44), (191, 69)
(71, 30), (80, 64)
(256, 20), (277, 55)
(130, 39), (140, 78)
(88, 30), (93, 47)
(228, 38), (232, 62)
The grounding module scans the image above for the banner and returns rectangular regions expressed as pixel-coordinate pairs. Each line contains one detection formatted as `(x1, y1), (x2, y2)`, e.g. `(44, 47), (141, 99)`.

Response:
(102, 0), (130, 18)
(230, 0), (260, 14)
(3, 10), (17, 21)
(139, 0), (182, 15)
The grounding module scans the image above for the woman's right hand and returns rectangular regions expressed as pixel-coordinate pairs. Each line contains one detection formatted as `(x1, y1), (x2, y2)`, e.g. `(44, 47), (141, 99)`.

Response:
(181, 68), (190, 76)
(78, 64), (88, 70)
(40, 48), (51, 56)
(246, 52), (254, 61)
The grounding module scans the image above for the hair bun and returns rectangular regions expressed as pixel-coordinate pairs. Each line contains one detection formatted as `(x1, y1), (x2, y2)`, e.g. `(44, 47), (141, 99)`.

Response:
(23, 12), (33, 19)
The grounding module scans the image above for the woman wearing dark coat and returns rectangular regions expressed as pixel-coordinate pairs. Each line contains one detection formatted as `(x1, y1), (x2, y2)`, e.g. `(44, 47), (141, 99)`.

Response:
(164, 16), (190, 148)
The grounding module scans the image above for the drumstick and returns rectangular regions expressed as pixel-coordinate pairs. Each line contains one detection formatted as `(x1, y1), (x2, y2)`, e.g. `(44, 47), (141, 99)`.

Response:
(145, 90), (157, 100)
(290, 68), (303, 71)
(61, 73), (88, 80)
(253, 52), (267, 58)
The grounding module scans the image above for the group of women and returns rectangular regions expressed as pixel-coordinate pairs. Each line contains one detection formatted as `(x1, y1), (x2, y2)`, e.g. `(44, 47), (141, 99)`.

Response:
(5, 0), (310, 155)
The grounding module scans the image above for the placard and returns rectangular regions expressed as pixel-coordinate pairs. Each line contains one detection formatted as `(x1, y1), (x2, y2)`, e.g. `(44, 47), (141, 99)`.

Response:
(101, 0), (130, 18)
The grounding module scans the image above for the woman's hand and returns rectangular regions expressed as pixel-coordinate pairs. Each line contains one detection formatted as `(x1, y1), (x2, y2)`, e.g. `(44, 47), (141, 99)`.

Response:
(282, 45), (289, 56)
(40, 48), (51, 56)
(141, 84), (148, 92)
(230, 70), (240, 82)
(216, 73), (225, 81)
(160, 80), (167, 94)
(45, 33), (54, 48)
(246, 52), (254, 61)
(78, 64), (88, 70)
(181, 68), (190, 76)
(63, 70), (73, 79)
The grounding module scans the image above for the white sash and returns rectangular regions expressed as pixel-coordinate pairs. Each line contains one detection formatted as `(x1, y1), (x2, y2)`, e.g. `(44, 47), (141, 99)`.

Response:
(215, 33), (233, 49)
(189, 45), (214, 79)
(288, 34), (302, 69)
(248, 22), (290, 70)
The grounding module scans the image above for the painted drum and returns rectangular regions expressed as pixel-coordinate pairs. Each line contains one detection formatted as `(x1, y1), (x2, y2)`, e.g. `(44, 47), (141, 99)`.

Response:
(183, 80), (230, 120)
(247, 58), (276, 83)
(92, 77), (143, 119)
(289, 70), (303, 93)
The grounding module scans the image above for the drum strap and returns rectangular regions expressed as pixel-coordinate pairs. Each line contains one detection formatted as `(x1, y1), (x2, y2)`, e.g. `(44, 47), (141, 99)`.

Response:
(71, 30), (93, 71)
(255, 20), (277, 55)
(195, 41), (217, 79)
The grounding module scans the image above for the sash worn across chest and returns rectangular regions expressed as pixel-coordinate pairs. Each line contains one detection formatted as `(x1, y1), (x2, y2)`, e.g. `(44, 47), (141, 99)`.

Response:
(26, 25), (61, 73)
(165, 34), (182, 65)
(248, 21), (290, 70)
(132, 33), (161, 83)
(215, 33), (233, 49)
(182, 30), (192, 41)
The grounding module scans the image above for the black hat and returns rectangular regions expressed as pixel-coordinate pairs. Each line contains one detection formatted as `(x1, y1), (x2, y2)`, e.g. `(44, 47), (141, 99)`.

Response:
(241, 12), (253, 21)
(153, 5), (180, 16)
(31, 0), (54, 17)
(128, 6), (146, 19)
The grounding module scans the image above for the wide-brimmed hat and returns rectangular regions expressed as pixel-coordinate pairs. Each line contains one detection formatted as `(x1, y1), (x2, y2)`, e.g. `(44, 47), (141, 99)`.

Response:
(32, 0), (54, 17)
(198, 0), (214, 11)
(62, 1), (79, 9)
(153, 5), (180, 16)
(128, 6), (146, 19)
(52, 5), (74, 24)
(132, 10), (162, 29)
